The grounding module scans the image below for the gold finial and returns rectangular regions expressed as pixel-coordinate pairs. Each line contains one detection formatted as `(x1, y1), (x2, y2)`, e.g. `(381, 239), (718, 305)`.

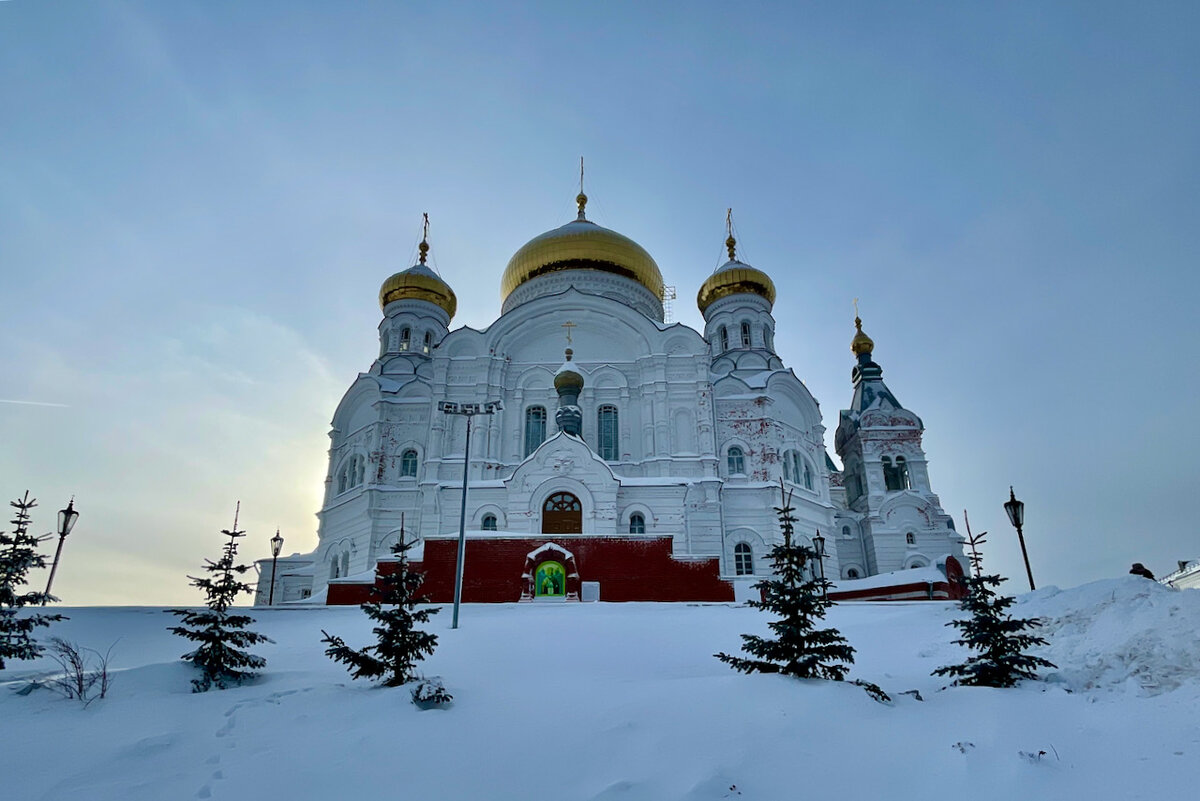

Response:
(576, 157), (588, 220)
(851, 300), (874, 357)
(418, 212), (430, 265)
(562, 320), (576, 344)
(725, 208), (737, 261)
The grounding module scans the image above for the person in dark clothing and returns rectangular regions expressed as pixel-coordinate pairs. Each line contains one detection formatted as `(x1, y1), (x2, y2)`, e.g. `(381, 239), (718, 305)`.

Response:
(1129, 563), (1156, 580)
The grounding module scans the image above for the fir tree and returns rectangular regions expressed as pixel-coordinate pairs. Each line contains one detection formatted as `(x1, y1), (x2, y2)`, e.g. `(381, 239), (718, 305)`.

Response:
(716, 484), (855, 680)
(168, 504), (272, 692)
(933, 516), (1056, 688)
(321, 533), (439, 687)
(0, 492), (64, 669)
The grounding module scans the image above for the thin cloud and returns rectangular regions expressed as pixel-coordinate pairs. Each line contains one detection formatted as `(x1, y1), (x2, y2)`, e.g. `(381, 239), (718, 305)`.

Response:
(0, 399), (69, 408)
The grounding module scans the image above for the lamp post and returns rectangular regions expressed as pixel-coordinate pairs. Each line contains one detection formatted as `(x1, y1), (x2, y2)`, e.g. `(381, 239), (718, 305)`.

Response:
(439, 399), (503, 629)
(43, 498), (79, 605)
(812, 530), (827, 597)
(268, 529), (284, 605)
(1003, 486), (1036, 591)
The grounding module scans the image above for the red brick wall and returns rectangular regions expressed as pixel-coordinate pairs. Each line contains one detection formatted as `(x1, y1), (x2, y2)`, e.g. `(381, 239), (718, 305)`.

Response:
(326, 536), (735, 604)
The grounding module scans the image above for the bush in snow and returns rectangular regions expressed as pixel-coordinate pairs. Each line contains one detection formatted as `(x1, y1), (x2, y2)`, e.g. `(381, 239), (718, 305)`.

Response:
(411, 677), (453, 709)
(1, 492), (64, 670)
(321, 534), (439, 688)
(167, 504), (272, 692)
(933, 522), (1055, 688)
(716, 483), (855, 681)
(46, 638), (113, 706)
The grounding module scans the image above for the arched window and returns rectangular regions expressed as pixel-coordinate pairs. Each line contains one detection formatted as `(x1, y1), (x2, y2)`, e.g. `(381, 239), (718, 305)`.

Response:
(740, 321), (752, 348)
(355, 456), (365, 487)
(398, 327), (410, 351)
(629, 512), (645, 534)
(763, 325), (773, 350)
(734, 542), (754, 576)
(883, 455), (911, 491)
(803, 460), (813, 490)
(719, 326), (729, 352)
(400, 449), (418, 478)
(841, 525), (852, 538)
(337, 465), (347, 494)
(524, 406), (547, 457)
(906, 532), (916, 546)
(481, 514), (497, 531)
(597, 405), (619, 461)
(422, 331), (433, 354)
(329, 558), (339, 580)
(727, 446), (745, 475)
(845, 567), (860, 579)
(783, 451), (792, 482)
(341, 552), (350, 577)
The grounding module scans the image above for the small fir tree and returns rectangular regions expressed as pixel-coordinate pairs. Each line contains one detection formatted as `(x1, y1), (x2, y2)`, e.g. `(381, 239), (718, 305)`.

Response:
(1, 492), (64, 669)
(321, 533), (439, 687)
(168, 504), (272, 692)
(933, 515), (1056, 688)
(716, 484), (855, 680)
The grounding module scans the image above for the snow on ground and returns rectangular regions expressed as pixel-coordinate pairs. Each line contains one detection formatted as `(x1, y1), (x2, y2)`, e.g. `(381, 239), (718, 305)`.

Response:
(2, 577), (1198, 801)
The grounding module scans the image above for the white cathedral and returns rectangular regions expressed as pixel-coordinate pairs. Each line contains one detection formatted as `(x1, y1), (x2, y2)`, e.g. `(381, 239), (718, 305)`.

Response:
(255, 192), (966, 605)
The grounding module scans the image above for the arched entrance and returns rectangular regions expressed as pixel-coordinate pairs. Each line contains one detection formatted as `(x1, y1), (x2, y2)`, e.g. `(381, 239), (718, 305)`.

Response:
(542, 492), (582, 534)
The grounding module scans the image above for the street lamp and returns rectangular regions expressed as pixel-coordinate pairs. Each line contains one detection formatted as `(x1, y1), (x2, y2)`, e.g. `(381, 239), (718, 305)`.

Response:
(43, 498), (79, 605)
(812, 530), (827, 597)
(268, 529), (284, 605)
(439, 399), (503, 629)
(1003, 486), (1036, 591)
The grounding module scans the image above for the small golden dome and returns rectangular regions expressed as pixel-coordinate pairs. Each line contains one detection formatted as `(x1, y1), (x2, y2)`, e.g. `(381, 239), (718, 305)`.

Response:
(379, 262), (457, 318)
(851, 316), (874, 357)
(501, 217), (664, 303)
(696, 261), (776, 314)
(553, 348), (585, 391)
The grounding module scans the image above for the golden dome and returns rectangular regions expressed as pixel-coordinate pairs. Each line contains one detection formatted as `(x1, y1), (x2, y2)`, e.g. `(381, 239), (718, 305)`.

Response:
(379, 262), (457, 318)
(851, 316), (874, 357)
(553, 348), (585, 392)
(696, 261), (776, 314)
(501, 203), (664, 303)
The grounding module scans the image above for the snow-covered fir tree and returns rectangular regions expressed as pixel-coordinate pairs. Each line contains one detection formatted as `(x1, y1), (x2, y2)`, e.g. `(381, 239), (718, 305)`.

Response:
(321, 533), (439, 688)
(0, 492), (63, 669)
(168, 504), (272, 692)
(716, 484), (855, 680)
(933, 523), (1056, 687)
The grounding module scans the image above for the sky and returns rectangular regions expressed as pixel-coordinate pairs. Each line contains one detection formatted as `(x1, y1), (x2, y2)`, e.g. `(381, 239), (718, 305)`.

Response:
(1, 1), (1197, 604)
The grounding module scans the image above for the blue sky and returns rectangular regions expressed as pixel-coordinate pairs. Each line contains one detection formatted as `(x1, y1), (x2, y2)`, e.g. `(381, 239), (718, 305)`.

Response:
(1, 1), (1197, 603)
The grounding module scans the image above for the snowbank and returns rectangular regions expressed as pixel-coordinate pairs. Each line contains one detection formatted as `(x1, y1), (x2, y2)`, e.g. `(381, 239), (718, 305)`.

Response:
(1, 579), (1198, 801)
(1018, 576), (1200, 695)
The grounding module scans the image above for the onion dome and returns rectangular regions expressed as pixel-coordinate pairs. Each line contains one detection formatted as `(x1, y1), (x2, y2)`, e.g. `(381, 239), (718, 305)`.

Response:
(851, 315), (874, 357)
(378, 220), (457, 318)
(553, 348), (585, 392)
(500, 193), (664, 303)
(696, 217), (776, 314)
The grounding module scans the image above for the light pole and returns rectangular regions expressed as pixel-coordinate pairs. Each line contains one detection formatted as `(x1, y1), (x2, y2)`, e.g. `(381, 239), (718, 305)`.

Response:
(439, 399), (503, 629)
(812, 530), (827, 598)
(268, 529), (284, 605)
(43, 498), (79, 605)
(1004, 486), (1035, 591)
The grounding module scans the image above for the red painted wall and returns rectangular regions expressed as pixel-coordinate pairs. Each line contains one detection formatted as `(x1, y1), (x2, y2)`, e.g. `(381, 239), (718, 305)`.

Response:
(326, 535), (735, 605)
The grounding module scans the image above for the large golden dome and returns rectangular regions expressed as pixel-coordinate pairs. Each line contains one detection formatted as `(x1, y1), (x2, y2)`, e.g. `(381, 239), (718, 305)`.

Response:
(500, 197), (664, 303)
(696, 260), (776, 314)
(379, 262), (457, 318)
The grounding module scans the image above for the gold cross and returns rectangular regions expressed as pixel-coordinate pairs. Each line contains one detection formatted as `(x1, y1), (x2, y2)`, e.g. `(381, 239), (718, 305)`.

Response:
(562, 320), (576, 344)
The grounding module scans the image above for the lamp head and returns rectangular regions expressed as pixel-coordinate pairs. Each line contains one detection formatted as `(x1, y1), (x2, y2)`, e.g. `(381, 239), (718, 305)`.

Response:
(58, 498), (79, 538)
(270, 529), (284, 558)
(1003, 486), (1025, 528)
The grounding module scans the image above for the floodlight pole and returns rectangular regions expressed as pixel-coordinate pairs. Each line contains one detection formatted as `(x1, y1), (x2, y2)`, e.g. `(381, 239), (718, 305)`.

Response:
(440, 399), (502, 629)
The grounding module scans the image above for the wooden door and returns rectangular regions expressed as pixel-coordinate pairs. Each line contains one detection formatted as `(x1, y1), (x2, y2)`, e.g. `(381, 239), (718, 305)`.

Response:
(542, 492), (582, 534)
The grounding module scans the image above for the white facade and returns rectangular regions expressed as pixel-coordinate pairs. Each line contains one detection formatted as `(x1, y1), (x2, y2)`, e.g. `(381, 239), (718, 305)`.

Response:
(257, 208), (966, 603)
